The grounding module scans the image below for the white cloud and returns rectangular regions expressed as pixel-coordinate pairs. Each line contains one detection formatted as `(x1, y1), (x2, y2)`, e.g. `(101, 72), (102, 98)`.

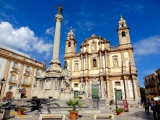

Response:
(133, 35), (160, 56)
(4, 4), (17, 10)
(0, 22), (52, 54)
(45, 27), (54, 35)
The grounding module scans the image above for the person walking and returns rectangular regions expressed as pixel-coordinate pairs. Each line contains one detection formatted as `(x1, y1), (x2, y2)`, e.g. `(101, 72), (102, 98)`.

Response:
(146, 101), (150, 114)
(155, 101), (160, 120)
(151, 102), (156, 120)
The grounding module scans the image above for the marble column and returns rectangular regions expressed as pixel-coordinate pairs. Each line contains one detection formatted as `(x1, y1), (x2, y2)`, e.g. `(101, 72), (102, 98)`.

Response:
(51, 14), (63, 63)
(106, 79), (110, 99)
(85, 54), (87, 70)
(80, 78), (83, 92)
(133, 78), (138, 99)
(124, 78), (129, 100)
(85, 78), (88, 99)
(101, 78), (104, 99)
(105, 52), (108, 72)
(99, 52), (102, 68)
(80, 55), (83, 75)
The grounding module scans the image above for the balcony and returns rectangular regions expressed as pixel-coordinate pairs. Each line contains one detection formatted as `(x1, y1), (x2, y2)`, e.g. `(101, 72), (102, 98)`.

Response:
(21, 81), (31, 87)
(8, 79), (16, 84)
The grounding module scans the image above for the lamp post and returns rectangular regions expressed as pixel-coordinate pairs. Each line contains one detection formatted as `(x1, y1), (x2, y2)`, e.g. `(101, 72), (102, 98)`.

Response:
(114, 87), (118, 109)
(0, 77), (5, 97)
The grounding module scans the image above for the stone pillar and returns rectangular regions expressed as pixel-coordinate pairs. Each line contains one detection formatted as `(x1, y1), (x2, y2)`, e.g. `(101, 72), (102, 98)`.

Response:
(80, 78), (83, 92)
(85, 78), (88, 99)
(100, 52), (102, 68)
(124, 78), (129, 100)
(52, 14), (63, 63)
(101, 77), (104, 99)
(105, 52), (108, 72)
(106, 79), (110, 99)
(133, 78), (138, 100)
(80, 55), (83, 75)
(85, 54), (87, 70)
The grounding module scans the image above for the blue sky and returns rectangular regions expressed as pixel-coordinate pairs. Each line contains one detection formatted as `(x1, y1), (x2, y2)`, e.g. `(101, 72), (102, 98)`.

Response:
(0, 0), (160, 87)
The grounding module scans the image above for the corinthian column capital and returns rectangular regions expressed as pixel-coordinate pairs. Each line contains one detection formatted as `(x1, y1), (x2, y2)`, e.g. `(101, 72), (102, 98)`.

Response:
(55, 14), (63, 22)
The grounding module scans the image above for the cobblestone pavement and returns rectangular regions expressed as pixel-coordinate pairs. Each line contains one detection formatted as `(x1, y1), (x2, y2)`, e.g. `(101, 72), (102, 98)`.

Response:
(9, 106), (155, 120)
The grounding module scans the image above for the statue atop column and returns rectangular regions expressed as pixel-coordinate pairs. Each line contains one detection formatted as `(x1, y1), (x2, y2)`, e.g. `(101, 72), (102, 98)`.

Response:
(57, 4), (63, 15)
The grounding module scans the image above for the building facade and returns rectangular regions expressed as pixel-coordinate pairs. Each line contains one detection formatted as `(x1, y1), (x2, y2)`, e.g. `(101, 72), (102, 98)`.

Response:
(64, 15), (141, 103)
(0, 44), (44, 99)
(144, 68), (160, 101)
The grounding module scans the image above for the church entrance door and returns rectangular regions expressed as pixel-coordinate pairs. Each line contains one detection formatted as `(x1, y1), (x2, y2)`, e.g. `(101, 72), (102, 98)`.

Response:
(116, 90), (122, 101)
(74, 91), (78, 99)
(92, 85), (99, 100)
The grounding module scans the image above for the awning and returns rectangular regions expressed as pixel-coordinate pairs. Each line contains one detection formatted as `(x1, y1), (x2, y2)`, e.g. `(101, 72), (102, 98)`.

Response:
(153, 96), (160, 101)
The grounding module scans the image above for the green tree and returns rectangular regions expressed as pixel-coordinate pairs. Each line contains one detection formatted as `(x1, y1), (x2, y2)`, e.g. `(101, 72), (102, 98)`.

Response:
(140, 87), (146, 103)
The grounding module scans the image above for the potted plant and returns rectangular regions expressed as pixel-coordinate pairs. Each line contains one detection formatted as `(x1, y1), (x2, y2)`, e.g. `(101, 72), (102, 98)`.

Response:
(78, 96), (83, 99)
(66, 99), (84, 120)
(114, 108), (124, 115)
(17, 107), (26, 115)
(109, 99), (114, 105)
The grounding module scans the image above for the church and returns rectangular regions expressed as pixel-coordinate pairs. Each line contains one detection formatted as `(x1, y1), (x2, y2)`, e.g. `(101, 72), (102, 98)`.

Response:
(64, 15), (140, 103)
(33, 5), (140, 104)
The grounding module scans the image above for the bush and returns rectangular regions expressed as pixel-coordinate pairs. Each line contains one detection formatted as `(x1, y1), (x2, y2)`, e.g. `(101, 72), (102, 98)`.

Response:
(115, 108), (124, 113)
(18, 107), (26, 111)
(110, 99), (114, 104)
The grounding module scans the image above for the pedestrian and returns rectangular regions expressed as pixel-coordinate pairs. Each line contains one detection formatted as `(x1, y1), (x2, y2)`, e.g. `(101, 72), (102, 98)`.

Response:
(155, 101), (160, 120)
(151, 102), (156, 120)
(145, 101), (150, 114)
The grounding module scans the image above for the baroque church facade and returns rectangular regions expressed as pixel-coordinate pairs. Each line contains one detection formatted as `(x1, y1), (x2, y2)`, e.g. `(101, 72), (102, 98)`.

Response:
(64, 15), (140, 103)
(32, 5), (140, 104)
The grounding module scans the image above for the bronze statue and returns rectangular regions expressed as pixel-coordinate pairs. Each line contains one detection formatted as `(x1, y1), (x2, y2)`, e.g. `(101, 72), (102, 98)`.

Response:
(57, 4), (63, 15)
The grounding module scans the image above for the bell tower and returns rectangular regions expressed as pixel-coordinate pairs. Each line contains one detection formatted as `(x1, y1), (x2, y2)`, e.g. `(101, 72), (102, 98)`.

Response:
(65, 27), (77, 56)
(117, 14), (131, 45)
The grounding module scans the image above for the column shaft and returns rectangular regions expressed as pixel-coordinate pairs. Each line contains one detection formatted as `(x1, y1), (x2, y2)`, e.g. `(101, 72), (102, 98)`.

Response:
(124, 79), (129, 99)
(106, 80), (110, 99)
(101, 78), (104, 99)
(53, 21), (61, 59)
(133, 79), (138, 99)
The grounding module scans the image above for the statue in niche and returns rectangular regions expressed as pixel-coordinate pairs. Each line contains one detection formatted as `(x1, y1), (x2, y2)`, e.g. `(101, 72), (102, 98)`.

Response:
(113, 58), (118, 67)
(64, 60), (68, 69)
(57, 4), (63, 15)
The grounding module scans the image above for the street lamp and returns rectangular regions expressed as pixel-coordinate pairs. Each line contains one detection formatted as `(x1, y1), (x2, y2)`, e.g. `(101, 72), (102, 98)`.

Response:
(0, 77), (5, 96)
(114, 87), (118, 109)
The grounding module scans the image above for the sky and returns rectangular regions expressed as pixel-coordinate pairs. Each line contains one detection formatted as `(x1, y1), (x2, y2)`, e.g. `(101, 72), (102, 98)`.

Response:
(0, 0), (160, 87)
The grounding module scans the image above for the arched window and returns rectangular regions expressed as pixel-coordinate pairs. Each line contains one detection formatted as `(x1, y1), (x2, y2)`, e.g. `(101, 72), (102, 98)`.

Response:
(68, 42), (71, 47)
(113, 58), (118, 67)
(93, 59), (97, 67)
(122, 24), (124, 27)
(122, 31), (126, 37)
(74, 63), (78, 70)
